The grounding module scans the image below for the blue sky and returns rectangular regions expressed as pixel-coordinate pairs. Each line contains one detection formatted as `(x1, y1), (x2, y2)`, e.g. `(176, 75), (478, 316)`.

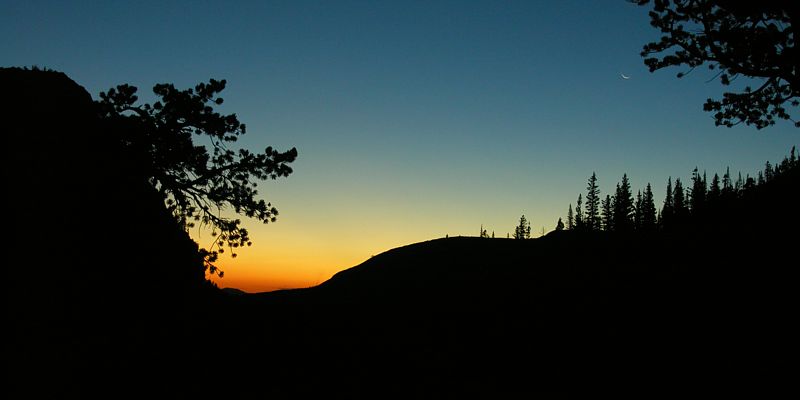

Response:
(3, 0), (797, 291)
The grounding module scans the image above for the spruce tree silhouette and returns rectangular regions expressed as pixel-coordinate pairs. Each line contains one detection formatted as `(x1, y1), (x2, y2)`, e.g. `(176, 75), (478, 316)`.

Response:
(641, 183), (657, 232)
(567, 204), (575, 230)
(635, 0), (799, 128)
(661, 177), (675, 230)
(673, 177), (688, 224)
(722, 167), (734, 200)
(601, 194), (614, 231)
(613, 174), (634, 233)
(585, 172), (601, 231)
(689, 168), (708, 214)
(708, 173), (722, 204)
(634, 190), (644, 231)
(514, 215), (531, 239)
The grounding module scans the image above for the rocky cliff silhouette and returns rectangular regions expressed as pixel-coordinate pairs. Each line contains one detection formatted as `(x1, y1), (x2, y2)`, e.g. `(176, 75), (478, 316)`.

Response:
(3, 67), (213, 396)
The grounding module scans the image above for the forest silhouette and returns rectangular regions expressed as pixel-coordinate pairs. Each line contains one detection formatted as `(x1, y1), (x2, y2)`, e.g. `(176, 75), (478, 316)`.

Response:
(4, 65), (798, 397)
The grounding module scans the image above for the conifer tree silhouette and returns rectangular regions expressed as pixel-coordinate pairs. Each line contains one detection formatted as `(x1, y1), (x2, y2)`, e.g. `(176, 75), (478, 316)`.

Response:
(722, 167), (733, 199)
(575, 194), (584, 231)
(689, 167), (707, 214)
(641, 183), (657, 232)
(613, 174), (634, 233)
(567, 204), (575, 230)
(673, 178), (688, 223)
(514, 215), (531, 239)
(765, 161), (774, 182)
(661, 177), (674, 230)
(585, 172), (601, 231)
(634, 190), (644, 231)
(601, 194), (613, 232)
(708, 173), (721, 204)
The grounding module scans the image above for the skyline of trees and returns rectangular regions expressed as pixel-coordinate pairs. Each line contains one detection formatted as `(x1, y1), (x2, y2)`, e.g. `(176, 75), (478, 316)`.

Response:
(474, 147), (797, 239)
(563, 146), (798, 234)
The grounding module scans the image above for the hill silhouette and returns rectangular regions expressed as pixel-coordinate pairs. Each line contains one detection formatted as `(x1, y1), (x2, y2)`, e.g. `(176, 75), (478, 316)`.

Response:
(4, 68), (797, 397)
(228, 156), (799, 397)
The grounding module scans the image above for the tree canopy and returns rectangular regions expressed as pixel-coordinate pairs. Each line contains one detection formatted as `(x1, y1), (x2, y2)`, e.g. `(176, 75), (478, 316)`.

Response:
(635, 0), (799, 128)
(97, 79), (297, 276)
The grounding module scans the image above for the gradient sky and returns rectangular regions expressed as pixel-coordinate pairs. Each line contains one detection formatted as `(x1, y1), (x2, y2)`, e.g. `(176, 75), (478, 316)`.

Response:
(3, 0), (797, 292)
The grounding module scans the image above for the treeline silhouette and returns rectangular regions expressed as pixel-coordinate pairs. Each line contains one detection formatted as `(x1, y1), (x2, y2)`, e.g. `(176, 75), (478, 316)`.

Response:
(563, 147), (799, 233)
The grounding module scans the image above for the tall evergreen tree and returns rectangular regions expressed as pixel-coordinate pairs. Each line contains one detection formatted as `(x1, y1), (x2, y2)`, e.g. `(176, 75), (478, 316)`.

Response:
(634, 190), (643, 231)
(735, 172), (744, 195)
(601, 194), (613, 232)
(764, 161), (774, 182)
(708, 173), (721, 203)
(566, 204), (574, 230)
(575, 194), (584, 231)
(689, 167), (707, 214)
(585, 172), (601, 231)
(613, 174), (634, 233)
(641, 183), (657, 232)
(514, 215), (531, 239)
(721, 167), (733, 199)
(661, 177), (674, 230)
(673, 178), (688, 222)
(757, 171), (765, 186)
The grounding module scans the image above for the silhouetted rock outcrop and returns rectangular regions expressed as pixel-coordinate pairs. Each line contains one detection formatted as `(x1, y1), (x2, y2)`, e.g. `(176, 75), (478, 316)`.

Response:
(3, 67), (212, 397)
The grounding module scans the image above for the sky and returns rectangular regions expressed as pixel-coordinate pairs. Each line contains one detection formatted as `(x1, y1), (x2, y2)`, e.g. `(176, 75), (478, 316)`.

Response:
(3, 0), (797, 292)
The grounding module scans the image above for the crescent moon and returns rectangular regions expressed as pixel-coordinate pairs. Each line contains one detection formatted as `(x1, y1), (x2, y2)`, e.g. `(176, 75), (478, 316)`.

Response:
(620, 73), (630, 79)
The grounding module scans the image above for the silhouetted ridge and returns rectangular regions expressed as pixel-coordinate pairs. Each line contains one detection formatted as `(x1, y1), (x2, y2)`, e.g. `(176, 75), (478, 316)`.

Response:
(3, 67), (214, 397)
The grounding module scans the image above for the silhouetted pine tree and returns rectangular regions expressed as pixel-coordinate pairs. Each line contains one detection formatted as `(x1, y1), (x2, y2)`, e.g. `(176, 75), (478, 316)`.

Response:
(673, 178), (688, 223)
(641, 183), (657, 232)
(660, 177), (674, 230)
(689, 167), (707, 214)
(764, 161), (774, 182)
(514, 215), (531, 239)
(634, 190), (643, 231)
(585, 172), (601, 231)
(575, 194), (584, 231)
(735, 172), (744, 195)
(721, 167), (733, 199)
(613, 174), (634, 232)
(566, 204), (574, 230)
(555, 218), (565, 231)
(601, 194), (613, 231)
(708, 173), (721, 204)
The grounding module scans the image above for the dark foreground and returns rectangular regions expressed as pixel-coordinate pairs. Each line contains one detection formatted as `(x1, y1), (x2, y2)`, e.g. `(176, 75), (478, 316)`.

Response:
(11, 228), (795, 398)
